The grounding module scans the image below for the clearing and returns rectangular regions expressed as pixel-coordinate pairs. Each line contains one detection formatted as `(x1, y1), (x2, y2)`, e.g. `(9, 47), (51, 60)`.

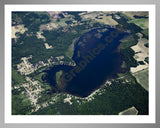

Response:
(128, 18), (148, 29)
(132, 68), (149, 91)
(12, 24), (28, 38)
(119, 106), (138, 115)
(44, 43), (53, 49)
(130, 37), (149, 73)
(122, 11), (148, 20)
(95, 15), (118, 25)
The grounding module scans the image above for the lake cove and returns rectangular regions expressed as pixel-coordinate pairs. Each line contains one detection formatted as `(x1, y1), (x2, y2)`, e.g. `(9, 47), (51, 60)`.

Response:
(43, 27), (128, 97)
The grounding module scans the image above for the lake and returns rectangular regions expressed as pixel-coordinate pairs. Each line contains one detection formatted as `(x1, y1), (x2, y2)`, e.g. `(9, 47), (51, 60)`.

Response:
(43, 27), (128, 97)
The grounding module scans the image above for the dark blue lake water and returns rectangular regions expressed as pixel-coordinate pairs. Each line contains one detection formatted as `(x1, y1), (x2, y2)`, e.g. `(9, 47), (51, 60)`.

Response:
(44, 27), (128, 97)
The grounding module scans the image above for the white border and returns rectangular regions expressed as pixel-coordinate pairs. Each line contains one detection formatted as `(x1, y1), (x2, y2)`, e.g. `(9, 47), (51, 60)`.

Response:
(5, 4), (156, 123)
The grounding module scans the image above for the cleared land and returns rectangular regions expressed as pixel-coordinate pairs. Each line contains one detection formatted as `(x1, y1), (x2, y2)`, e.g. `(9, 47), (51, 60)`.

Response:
(133, 68), (149, 91)
(95, 15), (118, 25)
(121, 12), (135, 19)
(65, 37), (78, 59)
(40, 22), (59, 31)
(119, 106), (138, 115)
(36, 31), (46, 41)
(122, 12), (148, 20)
(128, 18), (148, 29)
(12, 25), (28, 38)
(131, 37), (149, 73)
(80, 12), (99, 20)
(137, 38), (148, 54)
(44, 43), (53, 49)
(131, 39), (148, 61)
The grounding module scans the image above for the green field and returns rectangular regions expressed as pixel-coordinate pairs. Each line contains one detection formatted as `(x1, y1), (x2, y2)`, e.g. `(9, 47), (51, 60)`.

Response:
(128, 18), (148, 29)
(133, 68), (149, 91)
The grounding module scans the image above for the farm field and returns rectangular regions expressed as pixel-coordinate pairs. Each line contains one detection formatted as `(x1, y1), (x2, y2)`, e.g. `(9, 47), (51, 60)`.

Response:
(132, 68), (149, 91)
(121, 11), (148, 20)
(95, 15), (118, 25)
(128, 18), (148, 29)
(119, 106), (138, 115)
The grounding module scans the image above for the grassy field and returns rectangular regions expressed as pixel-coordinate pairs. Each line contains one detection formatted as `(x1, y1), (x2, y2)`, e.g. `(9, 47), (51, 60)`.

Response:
(128, 18), (148, 29)
(132, 68), (149, 91)
(65, 47), (74, 59)
(119, 106), (138, 115)
(122, 12), (148, 20)
(121, 12), (135, 20)
(65, 37), (78, 59)
(95, 15), (118, 25)
(119, 35), (136, 50)
(137, 38), (149, 54)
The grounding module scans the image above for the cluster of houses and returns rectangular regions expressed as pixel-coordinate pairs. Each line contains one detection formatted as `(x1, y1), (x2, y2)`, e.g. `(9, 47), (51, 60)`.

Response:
(20, 77), (57, 112)
(21, 77), (43, 106)
(17, 55), (75, 76)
